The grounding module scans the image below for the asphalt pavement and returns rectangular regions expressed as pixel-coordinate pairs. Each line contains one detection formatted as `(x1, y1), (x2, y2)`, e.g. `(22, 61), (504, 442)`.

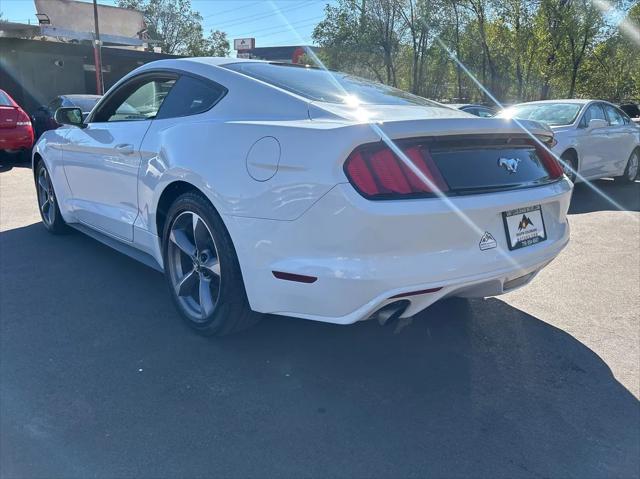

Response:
(1, 158), (639, 478)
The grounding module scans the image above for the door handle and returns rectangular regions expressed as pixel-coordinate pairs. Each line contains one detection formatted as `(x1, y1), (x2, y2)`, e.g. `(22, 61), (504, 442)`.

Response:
(115, 143), (134, 155)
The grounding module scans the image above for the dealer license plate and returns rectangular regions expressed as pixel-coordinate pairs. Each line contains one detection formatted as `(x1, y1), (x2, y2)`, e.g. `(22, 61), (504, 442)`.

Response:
(502, 205), (547, 250)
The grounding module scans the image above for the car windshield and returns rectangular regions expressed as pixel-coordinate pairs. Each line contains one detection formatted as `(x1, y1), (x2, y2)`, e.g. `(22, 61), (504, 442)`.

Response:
(498, 103), (583, 126)
(0, 91), (13, 106)
(224, 62), (442, 107)
(69, 97), (101, 113)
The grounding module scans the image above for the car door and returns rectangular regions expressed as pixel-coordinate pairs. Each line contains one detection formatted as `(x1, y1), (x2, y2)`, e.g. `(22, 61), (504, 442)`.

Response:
(577, 102), (611, 179)
(63, 73), (177, 241)
(603, 103), (636, 177)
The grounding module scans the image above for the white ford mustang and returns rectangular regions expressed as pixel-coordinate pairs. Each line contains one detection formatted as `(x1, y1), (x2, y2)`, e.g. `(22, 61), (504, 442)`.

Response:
(499, 99), (640, 183)
(33, 58), (572, 335)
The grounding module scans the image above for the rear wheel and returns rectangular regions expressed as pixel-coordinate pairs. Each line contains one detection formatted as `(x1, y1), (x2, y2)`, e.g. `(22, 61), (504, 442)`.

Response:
(615, 149), (639, 184)
(35, 161), (67, 234)
(162, 191), (259, 336)
(560, 151), (578, 183)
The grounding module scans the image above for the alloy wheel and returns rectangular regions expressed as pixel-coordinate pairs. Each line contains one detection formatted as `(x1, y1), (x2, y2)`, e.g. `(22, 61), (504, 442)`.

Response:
(561, 156), (576, 182)
(627, 152), (639, 181)
(37, 167), (56, 226)
(167, 211), (221, 321)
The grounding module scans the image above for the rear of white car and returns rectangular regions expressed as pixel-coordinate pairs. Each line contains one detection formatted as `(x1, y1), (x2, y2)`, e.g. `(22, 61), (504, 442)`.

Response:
(223, 104), (572, 324)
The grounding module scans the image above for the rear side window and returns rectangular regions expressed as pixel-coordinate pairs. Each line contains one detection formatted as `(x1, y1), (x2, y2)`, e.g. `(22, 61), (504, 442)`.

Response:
(224, 62), (442, 107)
(157, 75), (226, 119)
(0, 91), (13, 106)
(476, 108), (495, 118)
(604, 104), (625, 126)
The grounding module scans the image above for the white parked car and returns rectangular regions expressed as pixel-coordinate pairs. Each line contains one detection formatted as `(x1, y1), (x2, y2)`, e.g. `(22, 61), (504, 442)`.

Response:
(498, 99), (640, 183)
(34, 58), (572, 335)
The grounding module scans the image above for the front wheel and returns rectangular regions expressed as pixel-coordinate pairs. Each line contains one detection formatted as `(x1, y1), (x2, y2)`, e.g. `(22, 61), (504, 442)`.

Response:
(560, 151), (578, 183)
(162, 191), (259, 336)
(615, 149), (639, 184)
(35, 161), (67, 234)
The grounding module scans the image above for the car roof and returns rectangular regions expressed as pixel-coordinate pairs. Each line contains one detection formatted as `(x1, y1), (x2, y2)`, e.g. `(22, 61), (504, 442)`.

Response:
(513, 99), (593, 106)
(175, 57), (268, 67)
(61, 94), (102, 100)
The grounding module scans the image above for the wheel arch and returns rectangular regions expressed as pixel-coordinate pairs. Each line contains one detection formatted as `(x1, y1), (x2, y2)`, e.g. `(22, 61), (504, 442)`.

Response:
(32, 152), (43, 179)
(155, 180), (203, 239)
(560, 147), (578, 162)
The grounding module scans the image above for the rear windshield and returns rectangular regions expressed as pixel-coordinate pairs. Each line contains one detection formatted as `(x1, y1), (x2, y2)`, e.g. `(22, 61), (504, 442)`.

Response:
(0, 91), (13, 106)
(499, 103), (583, 126)
(224, 62), (442, 107)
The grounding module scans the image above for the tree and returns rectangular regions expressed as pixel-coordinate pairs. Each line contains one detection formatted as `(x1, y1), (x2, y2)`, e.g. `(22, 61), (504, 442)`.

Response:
(562, 0), (603, 97)
(187, 29), (230, 57)
(313, 0), (636, 103)
(577, 2), (640, 101)
(117, 0), (229, 56)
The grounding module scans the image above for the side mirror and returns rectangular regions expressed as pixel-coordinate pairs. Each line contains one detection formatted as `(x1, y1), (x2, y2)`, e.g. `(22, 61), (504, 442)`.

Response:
(54, 107), (85, 128)
(588, 118), (608, 130)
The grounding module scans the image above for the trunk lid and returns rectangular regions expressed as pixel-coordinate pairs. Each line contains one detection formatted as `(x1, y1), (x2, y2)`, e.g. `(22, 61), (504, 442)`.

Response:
(0, 106), (18, 129)
(318, 102), (562, 197)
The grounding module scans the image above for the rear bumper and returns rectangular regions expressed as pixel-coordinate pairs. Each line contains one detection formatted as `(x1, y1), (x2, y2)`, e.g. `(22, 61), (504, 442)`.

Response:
(0, 127), (34, 151)
(225, 178), (572, 324)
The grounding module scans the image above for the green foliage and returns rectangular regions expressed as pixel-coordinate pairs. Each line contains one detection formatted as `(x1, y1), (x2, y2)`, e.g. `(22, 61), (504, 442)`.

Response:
(313, 0), (640, 102)
(117, 0), (229, 57)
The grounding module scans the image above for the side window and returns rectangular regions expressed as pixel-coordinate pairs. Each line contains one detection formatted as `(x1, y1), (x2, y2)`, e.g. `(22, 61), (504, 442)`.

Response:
(91, 76), (176, 123)
(581, 103), (606, 127)
(463, 107), (478, 116)
(156, 75), (226, 119)
(476, 108), (495, 118)
(604, 104), (624, 126)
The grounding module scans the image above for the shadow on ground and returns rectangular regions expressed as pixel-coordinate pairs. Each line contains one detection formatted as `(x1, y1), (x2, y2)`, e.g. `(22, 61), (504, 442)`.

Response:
(1, 223), (639, 478)
(0, 152), (31, 173)
(569, 178), (640, 214)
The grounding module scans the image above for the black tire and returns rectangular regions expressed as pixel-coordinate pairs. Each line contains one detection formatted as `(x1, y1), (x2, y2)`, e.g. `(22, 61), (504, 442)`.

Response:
(162, 191), (260, 336)
(35, 160), (68, 234)
(560, 150), (578, 183)
(614, 149), (639, 184)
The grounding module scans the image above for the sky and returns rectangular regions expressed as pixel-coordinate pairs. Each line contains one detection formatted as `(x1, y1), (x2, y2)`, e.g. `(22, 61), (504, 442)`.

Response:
(0, 0), (335, 48)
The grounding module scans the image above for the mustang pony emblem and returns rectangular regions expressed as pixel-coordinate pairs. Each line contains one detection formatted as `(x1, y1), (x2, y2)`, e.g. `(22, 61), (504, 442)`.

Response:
(498, 157), (521, 174)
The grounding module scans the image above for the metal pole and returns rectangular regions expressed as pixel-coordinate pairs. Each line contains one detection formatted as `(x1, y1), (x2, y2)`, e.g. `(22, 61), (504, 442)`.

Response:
(92, 0), (103, 95)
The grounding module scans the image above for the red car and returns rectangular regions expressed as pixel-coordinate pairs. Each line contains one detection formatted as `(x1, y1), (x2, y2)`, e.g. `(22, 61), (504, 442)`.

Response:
(0, 89), (34, 161)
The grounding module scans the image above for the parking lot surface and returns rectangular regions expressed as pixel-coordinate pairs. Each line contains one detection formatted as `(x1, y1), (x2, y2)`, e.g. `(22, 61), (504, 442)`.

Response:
(1, 159), (639, 478)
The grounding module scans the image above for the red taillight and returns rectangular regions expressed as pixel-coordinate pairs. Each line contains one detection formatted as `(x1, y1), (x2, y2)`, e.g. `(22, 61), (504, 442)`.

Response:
(532, 141), (563, 179)
(344, 143), (449, 199)
(15, 108), (32, 128)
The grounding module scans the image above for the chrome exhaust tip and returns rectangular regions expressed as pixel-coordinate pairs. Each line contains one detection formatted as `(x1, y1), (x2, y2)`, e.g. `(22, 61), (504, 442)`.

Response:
(373, 300), (410, 326)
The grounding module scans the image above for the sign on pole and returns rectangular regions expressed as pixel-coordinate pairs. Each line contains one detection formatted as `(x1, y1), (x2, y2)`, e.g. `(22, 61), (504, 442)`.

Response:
(234, 38), (255, 51)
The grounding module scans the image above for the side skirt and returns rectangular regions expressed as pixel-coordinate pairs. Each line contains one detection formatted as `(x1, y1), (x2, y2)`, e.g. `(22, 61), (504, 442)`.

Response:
(70, 223), (164, 273)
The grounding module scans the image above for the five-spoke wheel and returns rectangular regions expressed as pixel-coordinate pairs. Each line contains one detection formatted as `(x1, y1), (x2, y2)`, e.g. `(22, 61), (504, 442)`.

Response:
(35, 161), (66, 233)
(162, 192), (259, 335)
(167, 211), (222, 321)
(37, 166), (56, 227)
